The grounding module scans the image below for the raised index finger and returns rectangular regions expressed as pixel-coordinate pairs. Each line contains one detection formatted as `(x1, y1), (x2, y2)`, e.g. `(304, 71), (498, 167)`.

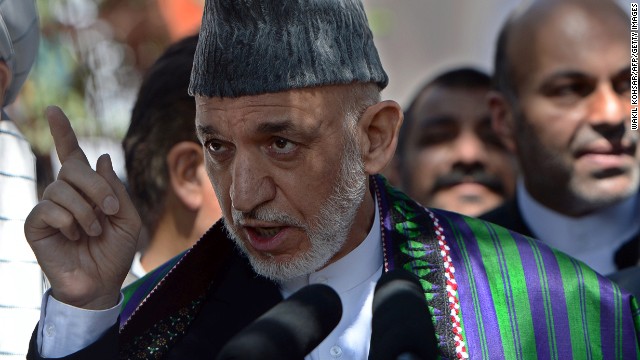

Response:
(47, 105), (89, 165)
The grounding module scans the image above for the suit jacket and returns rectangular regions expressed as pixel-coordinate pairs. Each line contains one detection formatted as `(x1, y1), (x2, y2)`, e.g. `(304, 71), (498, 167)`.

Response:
(28, 176), (640, 359)
(481, 197), (640, 297)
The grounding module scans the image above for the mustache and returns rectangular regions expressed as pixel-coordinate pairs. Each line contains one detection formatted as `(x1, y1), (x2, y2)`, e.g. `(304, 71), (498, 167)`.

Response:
(231, 207), (304, 228)
(431, 168), (506, 196)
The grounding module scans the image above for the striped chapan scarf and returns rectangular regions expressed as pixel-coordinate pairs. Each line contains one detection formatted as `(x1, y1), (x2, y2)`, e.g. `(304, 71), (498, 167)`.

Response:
(119, 175), (640, 359)
(375, 175), (640, 359)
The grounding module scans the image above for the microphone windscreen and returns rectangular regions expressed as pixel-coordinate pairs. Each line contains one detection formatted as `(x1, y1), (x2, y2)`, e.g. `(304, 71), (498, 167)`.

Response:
(216, 283), (342, 360)
(368, 269), (439, 360)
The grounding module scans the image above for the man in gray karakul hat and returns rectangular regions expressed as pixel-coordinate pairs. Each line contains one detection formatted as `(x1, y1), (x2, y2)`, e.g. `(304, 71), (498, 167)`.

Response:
(28, 0), (404, 357)
(25, 0), (640, 359)
(0, 1), (44, 359)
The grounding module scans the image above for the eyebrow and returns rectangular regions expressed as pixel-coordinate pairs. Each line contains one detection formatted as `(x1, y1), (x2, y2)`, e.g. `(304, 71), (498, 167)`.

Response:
(196, 119), (318, 141)
(612, 66), (632, 79)
(544, 65), (631, 82)
(256, 120), (295, 134)
(196, 124), (219, 139)
(542, 70), (590, 83)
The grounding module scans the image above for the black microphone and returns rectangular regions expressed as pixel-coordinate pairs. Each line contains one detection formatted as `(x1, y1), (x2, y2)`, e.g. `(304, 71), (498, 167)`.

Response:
(368, 269), (439, 360)
(216, 283), (343, 360)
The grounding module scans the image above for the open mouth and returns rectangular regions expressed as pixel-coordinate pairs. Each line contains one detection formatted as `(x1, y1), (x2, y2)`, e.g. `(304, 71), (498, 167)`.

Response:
(243, 226), (291, 253)
(252, 227), (283, 238)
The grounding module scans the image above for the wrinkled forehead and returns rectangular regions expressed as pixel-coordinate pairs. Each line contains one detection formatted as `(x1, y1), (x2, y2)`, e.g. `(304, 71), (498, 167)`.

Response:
(195, 87), (342, 113)
(193, 87), (348, 136)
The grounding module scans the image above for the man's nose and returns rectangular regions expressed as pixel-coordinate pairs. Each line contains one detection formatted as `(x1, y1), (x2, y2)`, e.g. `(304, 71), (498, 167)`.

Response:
(454, 130), (489, 165)
(230, 151), (276, 213)
(586, 83), (626, 127)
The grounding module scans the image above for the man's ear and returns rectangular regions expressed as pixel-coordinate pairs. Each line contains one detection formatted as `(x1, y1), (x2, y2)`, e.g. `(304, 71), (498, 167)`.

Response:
(167, 141), (206, 211)
(0, 61), (12, 102)
(487, 91), (516, 153)
(358, 100), (403, 175)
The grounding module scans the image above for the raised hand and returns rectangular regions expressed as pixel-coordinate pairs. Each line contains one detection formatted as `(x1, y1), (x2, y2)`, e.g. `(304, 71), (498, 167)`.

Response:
(25, 106), (141, 310)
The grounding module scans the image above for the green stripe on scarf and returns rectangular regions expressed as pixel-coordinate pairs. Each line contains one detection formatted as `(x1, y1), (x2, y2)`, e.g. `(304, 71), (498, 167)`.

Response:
(555, 253), (602, 358)
(580, 262), (602, 356)
(470, 219), (537, 360)
(613, 283), (622, 359)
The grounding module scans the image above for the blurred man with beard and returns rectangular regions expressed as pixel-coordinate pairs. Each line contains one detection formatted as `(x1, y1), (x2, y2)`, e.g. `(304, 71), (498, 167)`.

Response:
(398, 68), (516, 216)
(23, 0), (640, 359)
(483, 0), (639, 281)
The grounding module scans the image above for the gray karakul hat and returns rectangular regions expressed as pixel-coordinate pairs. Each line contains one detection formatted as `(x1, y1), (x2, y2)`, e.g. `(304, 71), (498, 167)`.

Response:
(189, 0), (389, 98)
(0, 0), (39, 108)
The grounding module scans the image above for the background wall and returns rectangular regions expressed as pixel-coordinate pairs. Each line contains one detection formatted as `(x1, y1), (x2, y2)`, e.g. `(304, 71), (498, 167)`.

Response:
(365, 0), (634, 107)
(364, 0), (519, 107)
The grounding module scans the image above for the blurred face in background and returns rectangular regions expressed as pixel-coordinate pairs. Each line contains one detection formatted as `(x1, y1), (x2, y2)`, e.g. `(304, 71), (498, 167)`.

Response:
(503, 3), (637, 216)
(402, 85), (516, 216)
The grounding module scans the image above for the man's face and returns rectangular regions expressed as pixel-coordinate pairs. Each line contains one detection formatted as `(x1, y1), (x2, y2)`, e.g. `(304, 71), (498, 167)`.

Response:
(195, 86), (368, 282)
(509, 7), (638, 215)
(402, 86), (516, 216)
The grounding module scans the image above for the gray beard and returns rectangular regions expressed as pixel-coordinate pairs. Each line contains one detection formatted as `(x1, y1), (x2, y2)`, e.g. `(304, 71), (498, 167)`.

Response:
(223, 125), (367, 282)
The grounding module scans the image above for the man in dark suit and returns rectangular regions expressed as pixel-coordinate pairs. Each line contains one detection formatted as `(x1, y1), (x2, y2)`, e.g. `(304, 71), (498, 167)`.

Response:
(482, 0), (639, 289)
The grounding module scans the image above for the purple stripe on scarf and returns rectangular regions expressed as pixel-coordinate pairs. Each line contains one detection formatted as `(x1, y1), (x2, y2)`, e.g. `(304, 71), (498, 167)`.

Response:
(511, 231), (563, 360)
(526, 235), (573, 359)
(436, 211), (505, 359)
(598, 273), (618, 359)
(598, 273), (638, 357)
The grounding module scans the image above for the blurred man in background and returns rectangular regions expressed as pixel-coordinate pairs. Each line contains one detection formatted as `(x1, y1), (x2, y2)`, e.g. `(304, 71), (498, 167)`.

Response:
(397, 68), (516, 216)
(483, 0), (638, 281)
(0, 1), (44, 358)
(122, 34), (221, 285)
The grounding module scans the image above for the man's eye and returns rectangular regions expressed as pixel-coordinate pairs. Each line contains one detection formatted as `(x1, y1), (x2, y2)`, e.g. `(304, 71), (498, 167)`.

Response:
(269, 138), (297, 154)
(207, 141), (224, 153)
(548, 82), (593, 98)
(415, 127), (458, 148)
(613, 79), (631, 94)
(205, 140), (233, 157)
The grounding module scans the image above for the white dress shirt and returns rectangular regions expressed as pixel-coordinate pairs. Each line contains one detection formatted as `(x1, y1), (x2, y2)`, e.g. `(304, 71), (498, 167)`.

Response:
(0, 119), (46, 359)
(518, 180), (640, 275)
(130, 252), (148, 279)
(36, 292), (124, 357)
(281, 201), (382, 360)
(38, 199), (383, 359)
